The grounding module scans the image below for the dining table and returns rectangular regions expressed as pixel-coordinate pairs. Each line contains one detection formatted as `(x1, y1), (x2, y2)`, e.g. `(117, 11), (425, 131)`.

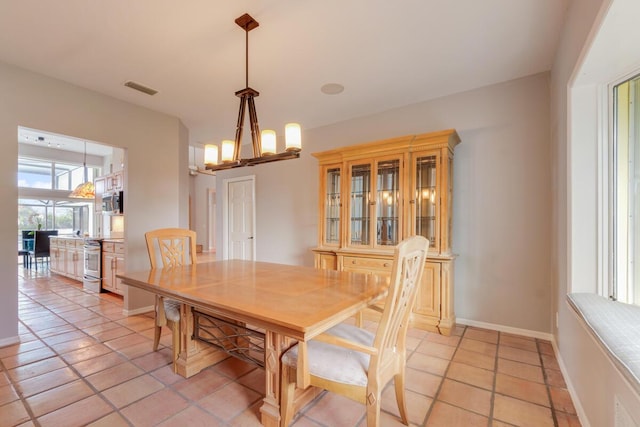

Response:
(116, 259), (389, 427)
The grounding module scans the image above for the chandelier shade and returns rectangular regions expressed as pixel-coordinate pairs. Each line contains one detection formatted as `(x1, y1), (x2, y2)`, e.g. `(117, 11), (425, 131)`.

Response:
(203, 13), (301, 173)
(69, 141), (95, 199)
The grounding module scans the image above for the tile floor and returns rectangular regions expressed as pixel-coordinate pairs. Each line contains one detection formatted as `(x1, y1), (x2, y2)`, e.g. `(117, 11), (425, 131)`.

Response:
(0, 267), (582, 426)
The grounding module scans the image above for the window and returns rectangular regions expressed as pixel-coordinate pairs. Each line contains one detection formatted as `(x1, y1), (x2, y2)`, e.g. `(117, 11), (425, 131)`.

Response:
(612, 73), (640, 305)
(18, 157), (97, 191)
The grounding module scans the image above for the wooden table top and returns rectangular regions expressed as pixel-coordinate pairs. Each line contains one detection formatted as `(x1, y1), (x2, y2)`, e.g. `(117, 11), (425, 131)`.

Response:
(117, 260), (388, 340)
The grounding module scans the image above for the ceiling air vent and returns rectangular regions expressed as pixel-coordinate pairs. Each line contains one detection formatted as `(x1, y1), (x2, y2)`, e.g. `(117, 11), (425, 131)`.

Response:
(124, 81), (158, 96)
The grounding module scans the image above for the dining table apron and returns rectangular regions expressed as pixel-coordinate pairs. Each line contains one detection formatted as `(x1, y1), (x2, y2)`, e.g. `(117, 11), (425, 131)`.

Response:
(117, 259), (388, 427)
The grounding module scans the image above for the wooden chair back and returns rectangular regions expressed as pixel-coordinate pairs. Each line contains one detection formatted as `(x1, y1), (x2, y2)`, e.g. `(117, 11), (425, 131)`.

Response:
(371, 235), (428, 371)
(145, 228), (197, 268)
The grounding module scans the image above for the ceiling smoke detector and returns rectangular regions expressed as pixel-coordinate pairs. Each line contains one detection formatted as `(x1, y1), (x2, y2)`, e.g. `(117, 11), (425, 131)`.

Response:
(124, 81), (158, 96)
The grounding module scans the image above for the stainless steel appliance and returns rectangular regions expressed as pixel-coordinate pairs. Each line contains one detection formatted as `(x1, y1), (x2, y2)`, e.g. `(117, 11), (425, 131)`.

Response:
(102, 191), (123, 214)
(83, 239), (102, 292)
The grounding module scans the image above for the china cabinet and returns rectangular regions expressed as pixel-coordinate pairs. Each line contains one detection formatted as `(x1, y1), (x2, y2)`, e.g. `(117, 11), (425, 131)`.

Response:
(312, 129), (460, 335)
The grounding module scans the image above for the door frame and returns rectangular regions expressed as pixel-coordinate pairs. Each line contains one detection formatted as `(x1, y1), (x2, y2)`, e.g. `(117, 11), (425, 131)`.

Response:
(222, 175), (256, 260)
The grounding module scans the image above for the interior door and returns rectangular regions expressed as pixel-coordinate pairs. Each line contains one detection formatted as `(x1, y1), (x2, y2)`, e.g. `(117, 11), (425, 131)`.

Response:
(223, 176), (255, 260)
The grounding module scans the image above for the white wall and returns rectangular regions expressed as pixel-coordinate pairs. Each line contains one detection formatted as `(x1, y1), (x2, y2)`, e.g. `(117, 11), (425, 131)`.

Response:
(552, 0), (640, 424)
(0, 61), (188, 344)
(213, 72), (553, 333)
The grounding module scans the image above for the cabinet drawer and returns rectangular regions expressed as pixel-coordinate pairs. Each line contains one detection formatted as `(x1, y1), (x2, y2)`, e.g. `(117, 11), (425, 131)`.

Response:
(115, 243), (125, 254)
(342, 256), (393, 271)
(65, 239), (82, 248)
(102, 242), (115, 253)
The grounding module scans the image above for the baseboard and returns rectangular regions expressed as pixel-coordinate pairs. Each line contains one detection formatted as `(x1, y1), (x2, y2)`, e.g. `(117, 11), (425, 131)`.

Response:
(123, 305), (154, 316)
(0, 335), (20, 348)
(551, 333), (591, 427)
(456, 317), (554, 341)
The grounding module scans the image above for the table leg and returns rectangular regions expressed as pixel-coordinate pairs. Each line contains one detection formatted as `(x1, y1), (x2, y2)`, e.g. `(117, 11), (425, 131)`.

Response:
(174, 305), (228, 378)
(260, 330), (290, 427)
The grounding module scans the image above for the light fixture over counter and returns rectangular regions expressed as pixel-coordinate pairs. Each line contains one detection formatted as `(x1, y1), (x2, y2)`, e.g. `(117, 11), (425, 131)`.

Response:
(69, 141), (95, 199)
(202, 13), (301, 173)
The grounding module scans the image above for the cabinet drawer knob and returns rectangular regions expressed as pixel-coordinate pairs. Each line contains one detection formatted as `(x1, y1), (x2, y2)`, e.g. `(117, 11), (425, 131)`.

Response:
(384, 263), (390, 267)
(352, 260), (356, 264)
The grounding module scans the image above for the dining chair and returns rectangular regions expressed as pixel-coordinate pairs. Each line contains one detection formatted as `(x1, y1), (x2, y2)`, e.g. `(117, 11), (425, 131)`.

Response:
(145, 228), (197, 372)
(29, 230), (58, 271)
(280, 235), (429, 427)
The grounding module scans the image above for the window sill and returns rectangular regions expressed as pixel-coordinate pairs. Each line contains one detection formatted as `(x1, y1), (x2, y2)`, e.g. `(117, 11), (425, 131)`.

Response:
(567, 293), (640, 395)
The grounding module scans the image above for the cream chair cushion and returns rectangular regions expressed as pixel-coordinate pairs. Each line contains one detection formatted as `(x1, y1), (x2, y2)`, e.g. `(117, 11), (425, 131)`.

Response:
(163, 299), (181, 322)
(282, 323), (375, 387)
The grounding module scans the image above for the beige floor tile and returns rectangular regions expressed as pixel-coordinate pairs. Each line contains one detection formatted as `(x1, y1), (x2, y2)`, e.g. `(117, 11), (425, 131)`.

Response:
(103, 333), (150, 351)
(555, 410), (583, 426)
(445, 361), (494, 391)
(416, 340), (457, 360)
(493, 394), (554, 427)
(404, 367), (443, 397)
(37, 395), (112, 427)
(26, 379), (94, 417)
(150, 365), (184, 386)
(173, 368), (231, 401)
(425, 401), (489, 427)
(460, 338), (498, 357)
(198, 382), (262, 421)
(544, 368), (567, 388)
(495, 373), (550, 407)
(0, 383), (19, 406)
(15, 367), (78, 397)
(500, 335), (538, 352)
(86, 411), (131, 427)
(498, 346), (541, 366)
(72, 351), (127, 377)
(541, 353), (561, 370)
(452, 348), (496, 371)
(437, 379), (492, 416)
(302, 392), (365, 426)
(538, 340), (555, 356)
(131, 347), (173, 372)
(120, 389), (190, 427)
(236, 368), (266, 394)
(85, 361), (144, 391)
(41, 330), (88, 347)
(0, 372), (9, 387)
(424, 332), (461, 347)
(91, 326), (134, 343)
(101, 374), (164, 408)
(464, 328), (499, 344)
(407, 352), (450, 376)
(497, 358), (544, 384)
(157, 405), (223, 426)
(229, 401), (262, 427)
(1, 347), (57, 369)
(381, 386), (433, 425)
(60, 343), (112, 365)
(0, 339), (47, 358)
(0, 399), (31, 426)
(550, 387), (577, 414)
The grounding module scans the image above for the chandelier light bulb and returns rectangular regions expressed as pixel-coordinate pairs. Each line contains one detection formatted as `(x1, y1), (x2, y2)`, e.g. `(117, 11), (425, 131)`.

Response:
(285, 123), (302, 152)
(221, 140), (235, 162)
(261, 130), (276, 156)
(204, 145), (219, 165)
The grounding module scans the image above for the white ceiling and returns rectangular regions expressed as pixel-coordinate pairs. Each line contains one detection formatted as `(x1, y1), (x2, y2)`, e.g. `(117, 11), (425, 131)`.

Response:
(2, 1), (569, 150)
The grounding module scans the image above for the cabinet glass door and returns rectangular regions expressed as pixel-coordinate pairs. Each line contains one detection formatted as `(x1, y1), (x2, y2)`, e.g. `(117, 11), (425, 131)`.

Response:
(414, 153), (439, 248)
(324, 166), (341, 245)
(350, 163), (371, 245)
(376, 159), (400, 246)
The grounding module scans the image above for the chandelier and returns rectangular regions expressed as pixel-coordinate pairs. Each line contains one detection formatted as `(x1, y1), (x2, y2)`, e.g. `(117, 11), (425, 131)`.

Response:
(69, 141), (95, 199)
(203, 13), (301, 172)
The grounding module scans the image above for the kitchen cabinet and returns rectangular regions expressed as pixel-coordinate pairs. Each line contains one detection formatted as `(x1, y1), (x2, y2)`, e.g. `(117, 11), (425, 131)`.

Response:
(312, 129), (460, 335)
(102, 241), (125, 295)
(50, 237), (83, 282)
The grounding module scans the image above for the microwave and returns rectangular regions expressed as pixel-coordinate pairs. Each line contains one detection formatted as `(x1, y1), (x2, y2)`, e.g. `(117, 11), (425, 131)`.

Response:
(103, 191), (123, 214)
